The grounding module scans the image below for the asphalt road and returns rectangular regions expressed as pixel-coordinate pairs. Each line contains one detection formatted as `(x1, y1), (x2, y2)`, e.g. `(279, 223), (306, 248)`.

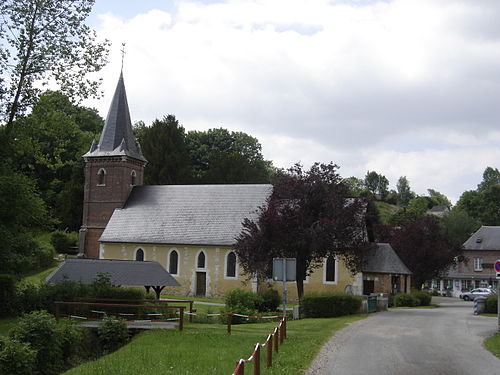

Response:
(306, 297), (500, 375)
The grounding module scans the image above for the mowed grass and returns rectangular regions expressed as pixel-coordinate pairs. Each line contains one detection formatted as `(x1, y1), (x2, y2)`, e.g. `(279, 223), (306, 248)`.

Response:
(485, 333), (500, 358)
(63, 315), (365, 375)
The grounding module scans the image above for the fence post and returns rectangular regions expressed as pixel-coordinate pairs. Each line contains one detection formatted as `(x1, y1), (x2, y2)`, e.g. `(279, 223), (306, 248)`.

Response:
(279, 322), (284, 344)
(274, 330), (279, 353)
(254, 344), (260, 375)
(227, 313), (233, 335)
(55, 302), (60, 320)
(179, 307), (184, 331)
(283, 317), (287, 339)
(236, 360), (244, 375)
(189, 301), (193, 323)
(266, 335), (272, 367)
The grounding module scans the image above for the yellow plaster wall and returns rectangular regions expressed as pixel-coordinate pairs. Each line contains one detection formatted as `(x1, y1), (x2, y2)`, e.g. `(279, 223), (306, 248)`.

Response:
(100, 242), (357, 299)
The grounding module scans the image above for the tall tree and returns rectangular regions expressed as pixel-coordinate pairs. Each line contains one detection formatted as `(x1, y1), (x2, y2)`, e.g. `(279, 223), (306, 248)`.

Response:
(396, 176), (415, 206)
(441, 209), (481, 249)
(477, 167), (500, 192)
(375, 216), (462, 288)
(0, 0), (109, 132)
(186, 128), (272, 183)
(344, 176), (367, 197)
(139, 115), (193, 185)
(234, 163), (369, 299)
(427, 189), (451, 208)
(364, 171), (389, 200)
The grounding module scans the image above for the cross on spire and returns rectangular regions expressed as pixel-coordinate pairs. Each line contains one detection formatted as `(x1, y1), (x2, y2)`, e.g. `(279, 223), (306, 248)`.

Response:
(121, 43), (126, 71)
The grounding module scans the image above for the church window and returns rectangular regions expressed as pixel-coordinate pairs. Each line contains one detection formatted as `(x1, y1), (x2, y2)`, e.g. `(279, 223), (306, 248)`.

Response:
(169, 250), (179, 275)
(131, 170), (137, 186)
(97, 168), (106, 186)
(226, 251), (237, 278)
(197, 251), (206, 269)
(324, 256), (336, 283)
(135, 248), (144, 261)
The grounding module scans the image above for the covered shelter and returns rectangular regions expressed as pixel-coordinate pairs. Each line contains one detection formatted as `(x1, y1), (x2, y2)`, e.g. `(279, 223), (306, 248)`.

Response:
(46, 258), (180, 298)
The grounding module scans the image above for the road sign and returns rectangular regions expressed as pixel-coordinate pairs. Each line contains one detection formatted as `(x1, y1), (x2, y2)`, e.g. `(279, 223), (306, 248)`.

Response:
(272, 258), (296, 281)
(495, 260), (500, 279)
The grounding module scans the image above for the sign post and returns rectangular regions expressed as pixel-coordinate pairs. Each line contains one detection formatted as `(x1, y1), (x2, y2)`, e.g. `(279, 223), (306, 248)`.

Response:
(495, 260), (500, 332)
(273, 258), (296, 318)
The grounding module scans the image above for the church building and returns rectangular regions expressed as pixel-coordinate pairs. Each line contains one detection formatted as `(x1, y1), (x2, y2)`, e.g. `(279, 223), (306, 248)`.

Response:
(79, 73), (411, 299)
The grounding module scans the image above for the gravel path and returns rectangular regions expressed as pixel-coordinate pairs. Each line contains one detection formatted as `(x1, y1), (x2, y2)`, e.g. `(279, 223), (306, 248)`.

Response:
(305, 297), (499, 375)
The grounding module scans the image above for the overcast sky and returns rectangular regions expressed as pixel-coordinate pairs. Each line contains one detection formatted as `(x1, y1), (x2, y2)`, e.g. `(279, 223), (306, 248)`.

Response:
(85, 0), (500, 203)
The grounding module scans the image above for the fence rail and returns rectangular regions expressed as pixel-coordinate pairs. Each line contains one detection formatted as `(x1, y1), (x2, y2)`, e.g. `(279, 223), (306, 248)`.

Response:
(231, 317), (287, 375)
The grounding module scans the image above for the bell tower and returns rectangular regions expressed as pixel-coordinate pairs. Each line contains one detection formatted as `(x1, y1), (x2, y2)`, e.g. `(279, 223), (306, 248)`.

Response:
(79, 72), (147, 258)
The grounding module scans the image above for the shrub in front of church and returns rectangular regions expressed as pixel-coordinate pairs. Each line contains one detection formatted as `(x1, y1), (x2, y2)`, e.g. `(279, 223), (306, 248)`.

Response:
(98, 316), (129, 354)
(411, 291), (432, 306)
(224, 289), (258, 323)
(393, 293), (419, 307)
(486, 295), (498, 314)
(254, 289), (281, 312)
(300, 293), (362, 318)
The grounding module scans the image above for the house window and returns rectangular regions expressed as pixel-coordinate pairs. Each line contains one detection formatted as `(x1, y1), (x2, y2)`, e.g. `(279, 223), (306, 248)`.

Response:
(474, 258), (483, 271)
(131, 170), (137, 186)
(135, 248), (144, 261)
(169, 249), (179, 275)
(226, 251), (237, 278)
(97, 168), (106, 186)
(324, 256), (336, 283)
(197, 251), (206, 269)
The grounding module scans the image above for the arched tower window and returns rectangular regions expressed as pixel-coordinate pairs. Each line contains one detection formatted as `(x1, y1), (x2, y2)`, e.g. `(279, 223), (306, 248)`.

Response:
(197, 251), (206, 269)
(97, 168), (106, 186)
(135, 248), (144, 261)
(131, 170), (137, 186)
(325, 255), (336, 282)
(226, 251), (237, 278)
(169, 249), (179, 275)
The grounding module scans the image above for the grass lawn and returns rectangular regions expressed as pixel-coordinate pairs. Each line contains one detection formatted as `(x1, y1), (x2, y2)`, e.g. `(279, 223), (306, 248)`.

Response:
(485, 333), (500, 358)
(23, 265), (58, 284)
(63, 315), (365, 375)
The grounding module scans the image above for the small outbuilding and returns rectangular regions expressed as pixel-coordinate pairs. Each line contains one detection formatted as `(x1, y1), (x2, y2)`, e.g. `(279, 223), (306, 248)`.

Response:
(45, 258), (180, 298)
(362, 243), (412, 295)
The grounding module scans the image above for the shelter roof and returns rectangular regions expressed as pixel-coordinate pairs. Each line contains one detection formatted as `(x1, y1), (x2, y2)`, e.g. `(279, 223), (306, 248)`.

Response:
(463, 226), (500, 250)
(100, 184), (272, 246)
(362, 243), (412, 275)
(45, 259), (179, 286)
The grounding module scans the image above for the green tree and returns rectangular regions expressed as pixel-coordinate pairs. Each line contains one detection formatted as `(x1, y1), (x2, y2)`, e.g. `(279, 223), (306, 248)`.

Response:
(140, 115), (193, 185)
(427, 188), (451, 208)
(234, 162), (369, 299)
(344, 176), (367, 197)
(396, 176), (415, 206)
(441, 208), (481, 248)
(0, 0), (109, 132)
(11, 91), (103, 230)
(477, 167), (500, 192)
(186, 128), (272, 184)
(364, 171), (389, 200)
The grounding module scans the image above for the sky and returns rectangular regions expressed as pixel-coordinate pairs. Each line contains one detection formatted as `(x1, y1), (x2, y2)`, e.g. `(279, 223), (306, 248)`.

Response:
(84, 0), (500, 203)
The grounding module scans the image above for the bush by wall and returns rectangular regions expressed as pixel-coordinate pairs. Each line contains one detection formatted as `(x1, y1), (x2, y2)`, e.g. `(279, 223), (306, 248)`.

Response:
(254, 289), (281, 312)
(224, 289), (258, 323)
(393, 293), (419, 307)
(50, 230), (78, 254)
(0, 336), (37, 375)
(301, 293), (362, 318)
(98, 316), (129, 354)
(411, 291), (432, 306)
(486, 295), (498, 314)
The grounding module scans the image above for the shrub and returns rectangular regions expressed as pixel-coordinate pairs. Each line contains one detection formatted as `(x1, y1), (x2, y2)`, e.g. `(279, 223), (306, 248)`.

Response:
(255, 289), (281, 312)
(486, 295), (498, 314)
(224, 289), (257, 323)
(50, 230), (78, 254)
(411, 291), (432, 306)
(98, 316), (129, 354)
(0, 337), (37, 375)
(9, 310), (64, 375)
(0, 274), (17, 317)
(301, 293), (362, 318)
(393, 293), (419, 307)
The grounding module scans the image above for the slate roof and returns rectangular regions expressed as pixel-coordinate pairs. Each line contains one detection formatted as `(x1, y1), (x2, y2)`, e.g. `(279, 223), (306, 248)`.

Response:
(100, 184), (273, 246)
(83, 72), (146, 162)
(463, 226), (500, 250)
(45, 259), (180, 286)
(362, 243), (412, 275)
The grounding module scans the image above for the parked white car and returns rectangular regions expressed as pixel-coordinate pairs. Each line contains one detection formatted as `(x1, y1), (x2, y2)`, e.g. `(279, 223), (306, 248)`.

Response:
(459, 288), (496, 301)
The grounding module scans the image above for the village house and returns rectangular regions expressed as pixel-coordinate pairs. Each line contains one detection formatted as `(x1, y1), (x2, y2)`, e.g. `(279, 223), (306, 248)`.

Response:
(79, 73), (411, 299)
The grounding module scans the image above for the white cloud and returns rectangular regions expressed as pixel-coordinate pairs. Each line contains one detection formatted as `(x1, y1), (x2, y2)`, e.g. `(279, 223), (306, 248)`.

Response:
(85, 0), (500, 202)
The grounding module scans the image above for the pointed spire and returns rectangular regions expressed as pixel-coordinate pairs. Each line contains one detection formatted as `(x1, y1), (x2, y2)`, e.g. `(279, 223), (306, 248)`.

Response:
(83, 73), (146, 162)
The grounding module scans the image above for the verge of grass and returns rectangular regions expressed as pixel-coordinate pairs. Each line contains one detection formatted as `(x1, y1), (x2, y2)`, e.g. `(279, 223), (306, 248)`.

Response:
(0, 317), (18, 337)
(485, 333), (500, 358)
(23, 265), (58, 284)
(390, 304), (438, 309)
(63, 315), (365, 375)
(161, 294), (224, 304)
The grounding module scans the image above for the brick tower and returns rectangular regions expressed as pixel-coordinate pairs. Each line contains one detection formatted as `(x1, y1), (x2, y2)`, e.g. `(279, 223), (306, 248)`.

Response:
(79, 72), (147, 258)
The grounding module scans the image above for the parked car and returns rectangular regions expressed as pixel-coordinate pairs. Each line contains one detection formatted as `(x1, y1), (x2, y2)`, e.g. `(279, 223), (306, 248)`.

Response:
(459, 288), (496, 301)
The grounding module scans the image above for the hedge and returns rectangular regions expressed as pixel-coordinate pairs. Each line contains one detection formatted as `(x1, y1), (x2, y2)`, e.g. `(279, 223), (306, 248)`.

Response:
(486, 295), (498, 314)
(301, 293), (362, 318)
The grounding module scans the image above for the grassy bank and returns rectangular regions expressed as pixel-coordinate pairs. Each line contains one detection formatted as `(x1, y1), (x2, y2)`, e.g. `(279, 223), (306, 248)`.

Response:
(63, 315), (365, 375)
(485, 333), (500, 358)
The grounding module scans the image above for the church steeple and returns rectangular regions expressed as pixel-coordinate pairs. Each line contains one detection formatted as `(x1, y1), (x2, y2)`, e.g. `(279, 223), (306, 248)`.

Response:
(80, 72), (147, 259)
(83, 72), (145, 162)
